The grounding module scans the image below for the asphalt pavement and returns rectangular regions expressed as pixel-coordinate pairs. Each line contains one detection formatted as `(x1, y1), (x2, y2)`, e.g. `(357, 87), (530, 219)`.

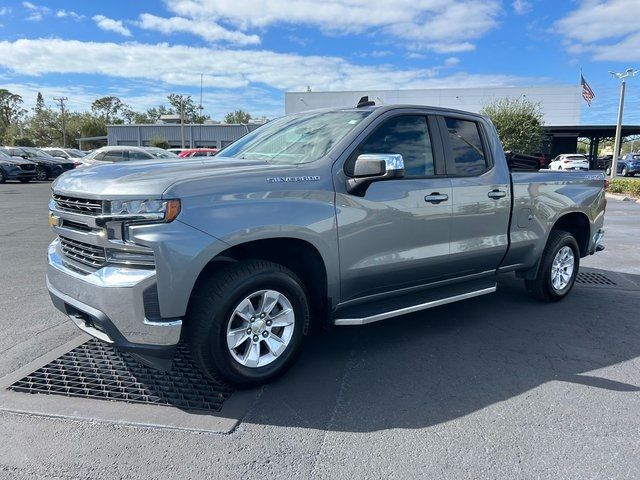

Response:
(1, 182), (639, 479)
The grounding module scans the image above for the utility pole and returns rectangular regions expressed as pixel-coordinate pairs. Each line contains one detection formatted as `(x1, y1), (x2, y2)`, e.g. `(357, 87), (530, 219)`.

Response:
(609, 68), (637, 177)
(53, 97), (68, 147)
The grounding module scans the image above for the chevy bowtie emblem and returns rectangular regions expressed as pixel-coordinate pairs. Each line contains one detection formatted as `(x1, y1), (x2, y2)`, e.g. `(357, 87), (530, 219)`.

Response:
(266, 176), (321, 183)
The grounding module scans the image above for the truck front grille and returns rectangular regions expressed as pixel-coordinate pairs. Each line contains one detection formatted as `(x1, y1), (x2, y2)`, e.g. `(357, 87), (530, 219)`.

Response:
(53, 194), (103, 216)
(60, 236), (106, 269)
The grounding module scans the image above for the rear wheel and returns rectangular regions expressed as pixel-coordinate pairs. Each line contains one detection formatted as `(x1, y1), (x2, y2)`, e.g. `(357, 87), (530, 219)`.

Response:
(0, 169), (5, 184)
(35, 166), (48, 181)
(525, 230), (579, 302)
(622, 166), (628, 177)
(186, 260), (309, 387)
(605, 166), (611, 175)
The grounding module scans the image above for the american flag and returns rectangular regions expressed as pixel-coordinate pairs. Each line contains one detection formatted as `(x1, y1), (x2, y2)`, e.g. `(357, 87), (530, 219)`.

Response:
(581, 74), (595, 106)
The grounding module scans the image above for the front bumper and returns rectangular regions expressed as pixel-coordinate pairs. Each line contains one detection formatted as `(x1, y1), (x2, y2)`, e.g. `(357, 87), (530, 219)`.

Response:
(46, 239), (181, 369)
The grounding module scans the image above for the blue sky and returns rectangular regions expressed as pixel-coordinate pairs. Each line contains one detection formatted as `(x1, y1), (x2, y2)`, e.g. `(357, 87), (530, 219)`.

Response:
(0, 0), (638, 123)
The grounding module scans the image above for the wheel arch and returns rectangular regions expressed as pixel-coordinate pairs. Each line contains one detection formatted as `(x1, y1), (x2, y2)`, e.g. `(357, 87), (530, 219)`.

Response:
(189, 237), (331, 331)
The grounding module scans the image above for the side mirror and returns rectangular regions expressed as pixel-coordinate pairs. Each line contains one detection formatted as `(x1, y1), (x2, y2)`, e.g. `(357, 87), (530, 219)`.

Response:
(346, 154), (405, 196)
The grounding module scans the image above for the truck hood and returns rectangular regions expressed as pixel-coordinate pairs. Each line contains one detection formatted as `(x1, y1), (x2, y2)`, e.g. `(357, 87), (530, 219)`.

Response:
(52, 157), (286, 198)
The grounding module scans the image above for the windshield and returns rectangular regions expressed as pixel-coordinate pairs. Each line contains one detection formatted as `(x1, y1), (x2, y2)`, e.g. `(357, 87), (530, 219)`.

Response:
(219, 110), (371, 164)
(0, 150), (10, 159)
(566, 155), (586, 160)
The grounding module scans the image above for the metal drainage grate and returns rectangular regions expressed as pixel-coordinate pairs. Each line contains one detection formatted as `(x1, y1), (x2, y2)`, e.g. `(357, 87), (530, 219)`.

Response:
(576, 271), (617, 286)
(7, 339), (233, 412)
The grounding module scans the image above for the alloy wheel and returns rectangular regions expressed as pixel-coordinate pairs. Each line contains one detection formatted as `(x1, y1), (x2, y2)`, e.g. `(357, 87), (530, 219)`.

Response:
(225, 289), (295, 368)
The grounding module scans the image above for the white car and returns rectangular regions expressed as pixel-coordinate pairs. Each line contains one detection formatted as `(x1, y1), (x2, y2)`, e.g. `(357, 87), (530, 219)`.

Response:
(548, 154), (589, 171)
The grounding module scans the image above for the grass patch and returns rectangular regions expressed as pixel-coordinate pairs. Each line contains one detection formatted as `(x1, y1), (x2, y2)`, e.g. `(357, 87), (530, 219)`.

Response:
(607, 178), (640, 198)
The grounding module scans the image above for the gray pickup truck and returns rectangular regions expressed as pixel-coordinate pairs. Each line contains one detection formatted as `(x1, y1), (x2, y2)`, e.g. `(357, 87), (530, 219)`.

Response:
(47, 103), (606, 386)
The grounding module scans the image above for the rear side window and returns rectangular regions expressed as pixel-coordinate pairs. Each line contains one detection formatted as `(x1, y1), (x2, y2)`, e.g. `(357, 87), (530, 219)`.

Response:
(102, 151), (125, 162)
(129, 150), (152, 160)
(444, 117), (488, 176)
(348, 115), (435, 177)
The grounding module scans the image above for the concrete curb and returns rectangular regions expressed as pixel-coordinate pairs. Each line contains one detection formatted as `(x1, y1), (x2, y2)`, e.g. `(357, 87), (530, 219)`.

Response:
(605, 192), (640, 204)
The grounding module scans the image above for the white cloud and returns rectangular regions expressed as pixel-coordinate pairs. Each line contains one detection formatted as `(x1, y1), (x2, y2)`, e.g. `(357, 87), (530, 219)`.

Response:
(0, 38), (528, 94)
(0, 7), (11, 15)
(163, 0), (501, 53)
(512, 0), (532, 15)
(92, 15), (132, 37)
(137, 13), (259, 45)
(555, 0), (640, 61)
(56, 10), (84, 21)
(444, 57), (460, 67)
(22, 1), (50, 21)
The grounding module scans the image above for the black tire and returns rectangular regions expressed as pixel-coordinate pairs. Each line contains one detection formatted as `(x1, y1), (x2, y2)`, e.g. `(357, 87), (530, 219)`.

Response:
(525, 230), (580, 302)
(605, 166), (611, 175)
(621, 166), (628, 177)
(186, 260), (309, 387)
(35, 166), (48, 181)
(0, 169), (5, 184)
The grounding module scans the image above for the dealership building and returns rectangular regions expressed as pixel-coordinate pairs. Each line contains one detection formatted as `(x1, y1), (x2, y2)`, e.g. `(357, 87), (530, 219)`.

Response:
(101, 85), (639, 159)
(286, 86), (640, 159)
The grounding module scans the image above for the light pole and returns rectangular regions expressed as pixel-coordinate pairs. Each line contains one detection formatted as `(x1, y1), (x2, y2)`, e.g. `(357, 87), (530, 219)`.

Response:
(609, 68), (637, 177)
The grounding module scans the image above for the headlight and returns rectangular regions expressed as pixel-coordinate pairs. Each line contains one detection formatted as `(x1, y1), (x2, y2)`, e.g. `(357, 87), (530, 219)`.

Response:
(102, 198), (181, 223)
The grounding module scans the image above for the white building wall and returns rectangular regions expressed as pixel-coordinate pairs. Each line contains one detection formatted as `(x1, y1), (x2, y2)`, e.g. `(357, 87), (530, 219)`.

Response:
(285, 86), (582, 126)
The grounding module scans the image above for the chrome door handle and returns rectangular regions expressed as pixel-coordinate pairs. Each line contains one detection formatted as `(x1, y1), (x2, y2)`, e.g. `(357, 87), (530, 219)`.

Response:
(424, 193), (449, 204)
(488, 190), (506, 199)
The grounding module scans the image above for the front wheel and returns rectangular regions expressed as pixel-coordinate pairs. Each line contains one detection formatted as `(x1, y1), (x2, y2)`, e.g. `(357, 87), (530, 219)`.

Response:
(35, 166), (48, 181)
(186, 260), (309, 387)
(0, 169), (5, 184)
(622, 166), (628, 177)
(525, 230), (580, 302)
(605, 166), (611, 175)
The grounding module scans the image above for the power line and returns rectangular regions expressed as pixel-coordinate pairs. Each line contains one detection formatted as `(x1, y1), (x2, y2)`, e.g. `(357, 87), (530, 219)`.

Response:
(53, 96), (68, 147)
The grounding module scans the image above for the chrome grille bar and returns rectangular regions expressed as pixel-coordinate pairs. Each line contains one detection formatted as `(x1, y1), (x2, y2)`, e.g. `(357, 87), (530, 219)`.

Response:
(53, 194), (103, 216)
(60, 236), (107, 269)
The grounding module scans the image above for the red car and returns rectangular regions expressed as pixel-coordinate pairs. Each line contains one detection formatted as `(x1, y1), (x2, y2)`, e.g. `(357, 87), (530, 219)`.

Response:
(178, 148), (219, 158)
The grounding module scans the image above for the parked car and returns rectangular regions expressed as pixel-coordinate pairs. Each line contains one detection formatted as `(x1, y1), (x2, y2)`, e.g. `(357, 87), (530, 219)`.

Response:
(47, 103), (606, 386)
(596, 155), (612, 169)
(548, 154), (589, 171)
(80, 146), (178, 166)
(144, 147), (179, 159)
(178, 148), (219, 158)
(0, 149), (38, 183)
(0, 146), (75, 180)
(605, 154), (640, 176)
(167, 148), (186, 155)
(42, 147), (87, 164)
(504, 151), (543, 171)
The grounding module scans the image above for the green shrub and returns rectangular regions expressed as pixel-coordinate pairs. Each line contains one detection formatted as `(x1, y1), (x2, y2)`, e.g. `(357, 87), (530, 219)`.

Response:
(607, 178), (640, 197)
(149, 137), (170, 149)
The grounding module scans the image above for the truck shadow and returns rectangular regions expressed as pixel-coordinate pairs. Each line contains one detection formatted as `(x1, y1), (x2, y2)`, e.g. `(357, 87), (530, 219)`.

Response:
(244, 269), (640, 432)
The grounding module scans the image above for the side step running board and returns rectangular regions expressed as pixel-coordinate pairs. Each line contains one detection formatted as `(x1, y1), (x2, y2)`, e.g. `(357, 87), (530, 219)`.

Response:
(334, 285), (496, 326)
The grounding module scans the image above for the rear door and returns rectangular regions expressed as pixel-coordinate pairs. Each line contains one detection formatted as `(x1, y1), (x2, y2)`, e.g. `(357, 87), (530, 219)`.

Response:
(438, 115), (512, 277)
(335, 111), (453, 302)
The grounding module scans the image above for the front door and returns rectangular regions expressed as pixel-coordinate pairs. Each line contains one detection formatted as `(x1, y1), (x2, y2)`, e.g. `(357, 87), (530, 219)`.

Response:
(335, 113), (453, 302)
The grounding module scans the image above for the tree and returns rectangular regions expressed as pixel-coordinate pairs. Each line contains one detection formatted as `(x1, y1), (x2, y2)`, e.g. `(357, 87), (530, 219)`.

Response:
(166, 94), (208, 123)
(35, 92), (45, 112)
(224, 109), (251, 124)
(14, 137), (36, 147)
(91, 96), (126, 124)
(0, 89), (26, 143)
(480, 97), (543, 154)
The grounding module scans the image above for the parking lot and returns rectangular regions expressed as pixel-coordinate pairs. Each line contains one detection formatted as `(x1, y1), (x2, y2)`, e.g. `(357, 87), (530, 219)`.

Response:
(1, 181), (640, 479)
